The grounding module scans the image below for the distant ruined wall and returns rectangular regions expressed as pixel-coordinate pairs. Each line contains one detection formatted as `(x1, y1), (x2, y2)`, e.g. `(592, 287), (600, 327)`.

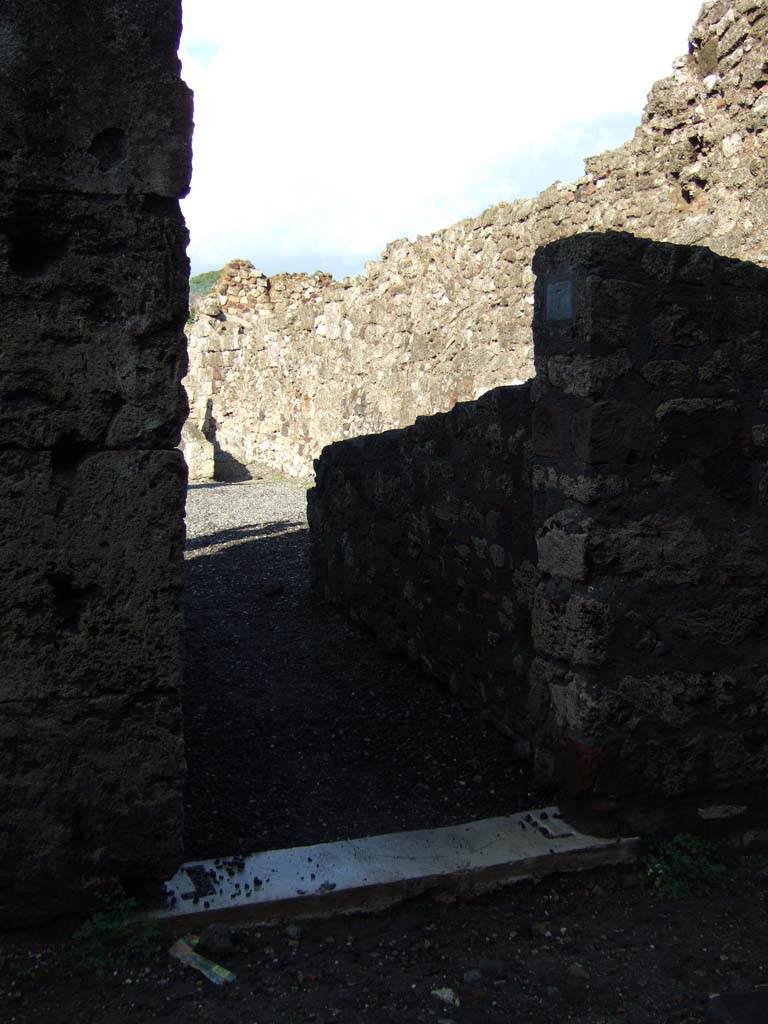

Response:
(184, 0), (767, 480)
(311, 233), (768, 819)
(1, 0), (191, 924)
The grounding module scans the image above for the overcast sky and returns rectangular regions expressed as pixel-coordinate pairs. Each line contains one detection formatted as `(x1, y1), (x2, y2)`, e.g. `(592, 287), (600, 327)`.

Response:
(180, 0), (703, 279)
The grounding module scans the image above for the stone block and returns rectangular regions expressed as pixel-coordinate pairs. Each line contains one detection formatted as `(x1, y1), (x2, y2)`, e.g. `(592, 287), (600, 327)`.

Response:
(0, 447), (186, 924)
(531, 466), (629, 505)
(532, 404), (567, 457)
(668, 590), (768, 646)
(641, 359), (693, 388)
(649, 302), (714, 350)
(0, 194), (189, 448)
(180, 420), (216, 483)
(709, 731), (768, 790)
(654, 398), (751, 496)
(571, 400), (649, 465)
(612, 673), (738, 730)
(736, 333), (768, 385)
(640, 736), (709, 797)
(547, 351), (632, 397)
(0, 0), (192, 197)
(0, 693), (184, 926)
(536, 510), (589, 580)
(549, 672), (603, 735)
(582, 277), (648, 351)
(588, 515), (709, 585)
(1, 448), (186, 705)
(532, 583), (612, 667)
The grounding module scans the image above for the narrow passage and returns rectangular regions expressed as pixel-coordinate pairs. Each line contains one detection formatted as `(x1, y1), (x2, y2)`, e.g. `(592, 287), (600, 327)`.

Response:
(183, 478), (533, 859)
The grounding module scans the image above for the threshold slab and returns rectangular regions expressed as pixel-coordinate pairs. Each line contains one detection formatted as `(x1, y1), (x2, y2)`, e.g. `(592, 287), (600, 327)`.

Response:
(152, 807), (637, 927)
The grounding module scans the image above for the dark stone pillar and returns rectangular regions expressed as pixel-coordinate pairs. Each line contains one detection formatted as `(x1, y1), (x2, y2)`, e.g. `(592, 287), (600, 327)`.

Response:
(531, 232), (768, 807)
(0, 0), (192, 924)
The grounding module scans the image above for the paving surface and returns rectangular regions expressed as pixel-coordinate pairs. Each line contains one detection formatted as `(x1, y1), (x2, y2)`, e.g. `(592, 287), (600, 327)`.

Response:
(182, 479), (534, 860)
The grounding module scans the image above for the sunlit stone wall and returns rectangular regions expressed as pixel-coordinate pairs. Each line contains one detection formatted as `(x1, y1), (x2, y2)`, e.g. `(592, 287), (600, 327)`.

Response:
(184, 1), (767, 481)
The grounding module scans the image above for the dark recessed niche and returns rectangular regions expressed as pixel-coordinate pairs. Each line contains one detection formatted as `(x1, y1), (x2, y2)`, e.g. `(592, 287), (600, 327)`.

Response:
(88, 126), (127, 172)
(143, 193), (177, 217)
(3, 211), (67, 276)
(46, 571), (100, 634)
(51, 433), (89, 482)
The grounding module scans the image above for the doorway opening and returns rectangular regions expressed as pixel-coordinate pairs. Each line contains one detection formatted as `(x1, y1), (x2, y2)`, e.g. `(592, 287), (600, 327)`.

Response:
(181, 474), (535, 861)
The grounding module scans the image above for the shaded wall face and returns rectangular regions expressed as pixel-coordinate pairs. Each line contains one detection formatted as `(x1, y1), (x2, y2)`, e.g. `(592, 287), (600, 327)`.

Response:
(309, 386), (536, 736)
(531, 233), (768, 802)
(310, 233), (768, 812)
(0, 0), (192, 924)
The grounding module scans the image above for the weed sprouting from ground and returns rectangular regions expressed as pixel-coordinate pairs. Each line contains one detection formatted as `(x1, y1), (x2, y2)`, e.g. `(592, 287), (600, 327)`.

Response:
(645, 833), (725, 898)
(73, 894), (160, 974)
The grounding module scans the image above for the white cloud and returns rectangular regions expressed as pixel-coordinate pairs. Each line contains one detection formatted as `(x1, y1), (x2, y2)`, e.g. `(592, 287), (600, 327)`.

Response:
(180, 0), (703, 277)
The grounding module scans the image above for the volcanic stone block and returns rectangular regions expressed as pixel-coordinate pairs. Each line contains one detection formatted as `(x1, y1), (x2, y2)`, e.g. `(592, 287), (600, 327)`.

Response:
(0, 193), (190, 449)
(0, 693), (184, 927)
(587, 515), (709, 585)
(0, 0), (192, 197)
(0, 449), (186, 925)
(666, 590), (768, 647)
(571, 400), (649, 465)
(535, 510), (589, 581)
(1, 449), (186, 703)
(531, 583), (612, 668)
(532, 404), (567, 457)
(546, 351), (632, 397)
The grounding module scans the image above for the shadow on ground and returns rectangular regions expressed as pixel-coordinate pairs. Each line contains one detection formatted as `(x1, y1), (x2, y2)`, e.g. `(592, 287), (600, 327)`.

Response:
(183, 520), (534, 859)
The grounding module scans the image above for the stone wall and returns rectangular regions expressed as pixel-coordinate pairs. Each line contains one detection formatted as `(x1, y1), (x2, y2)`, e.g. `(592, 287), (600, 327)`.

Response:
(310, 233), (768, 815)
(530, 232), (768, 806)
(0, 0), (191, 924)
(308, 385), (535, 739)
(183, 0), (767, 481)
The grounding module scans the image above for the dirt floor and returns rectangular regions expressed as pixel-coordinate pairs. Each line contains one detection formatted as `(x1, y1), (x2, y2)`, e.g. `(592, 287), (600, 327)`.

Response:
(2, 857), (768, 1024)
(182, 479), (535, 859)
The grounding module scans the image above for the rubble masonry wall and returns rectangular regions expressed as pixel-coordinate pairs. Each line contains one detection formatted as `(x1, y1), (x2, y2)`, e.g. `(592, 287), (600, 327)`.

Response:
(310, 233), (768, 814)
(184, 0), (767, 481)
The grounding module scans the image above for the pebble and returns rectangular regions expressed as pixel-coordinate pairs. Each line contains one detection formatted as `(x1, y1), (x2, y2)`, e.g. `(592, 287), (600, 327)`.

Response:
(432, 987), (461, 1008)
(197, 923), (234, 957)
(568, 963), (591, 981)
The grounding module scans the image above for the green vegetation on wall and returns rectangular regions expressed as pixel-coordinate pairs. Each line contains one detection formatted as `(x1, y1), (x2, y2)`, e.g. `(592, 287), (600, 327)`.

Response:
(189, 268), (222, 299)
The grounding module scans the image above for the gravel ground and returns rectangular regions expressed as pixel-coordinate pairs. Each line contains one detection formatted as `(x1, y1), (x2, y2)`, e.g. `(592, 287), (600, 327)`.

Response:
(182, 478), (535, 860)
(3, 859), (768, 1023)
